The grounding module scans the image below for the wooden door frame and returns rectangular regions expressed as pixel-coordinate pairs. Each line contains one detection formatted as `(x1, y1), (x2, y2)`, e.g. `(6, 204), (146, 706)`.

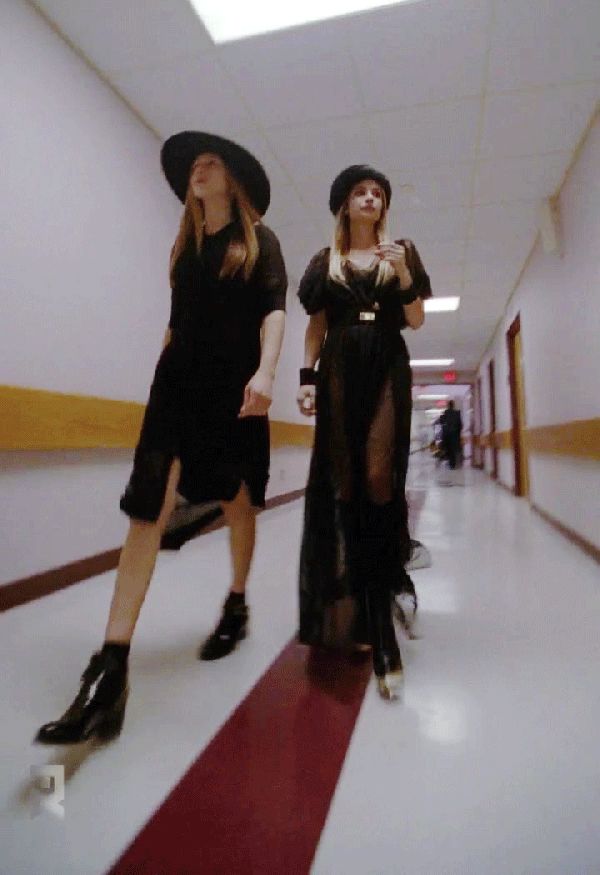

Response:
(506, 314), (523, 495)
(474, 377), (484, 469)
(488, 359), (498, 479)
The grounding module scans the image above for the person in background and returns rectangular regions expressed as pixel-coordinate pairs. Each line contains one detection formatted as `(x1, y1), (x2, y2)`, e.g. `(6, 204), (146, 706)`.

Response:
(440, 400), (463, 470)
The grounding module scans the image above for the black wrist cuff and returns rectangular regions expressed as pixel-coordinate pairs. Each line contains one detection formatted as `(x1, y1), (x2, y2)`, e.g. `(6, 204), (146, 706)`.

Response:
(300, 368), (317, 386)
(399, 285), (419, 305)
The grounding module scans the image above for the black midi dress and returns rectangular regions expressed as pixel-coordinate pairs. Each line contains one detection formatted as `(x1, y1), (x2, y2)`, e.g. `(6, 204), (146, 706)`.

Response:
(120, 221), (287, 522)
(297, 241), (431, 648)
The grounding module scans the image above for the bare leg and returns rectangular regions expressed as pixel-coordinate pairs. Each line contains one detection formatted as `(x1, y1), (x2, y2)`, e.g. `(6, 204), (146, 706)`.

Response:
(198, 483), (256, 661)
(104, 458), (181, 643)
(221, 483), (257, 595)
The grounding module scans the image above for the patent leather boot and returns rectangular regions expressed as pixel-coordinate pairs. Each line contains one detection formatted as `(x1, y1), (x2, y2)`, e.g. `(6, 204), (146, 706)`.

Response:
(36, 650), (128, 745)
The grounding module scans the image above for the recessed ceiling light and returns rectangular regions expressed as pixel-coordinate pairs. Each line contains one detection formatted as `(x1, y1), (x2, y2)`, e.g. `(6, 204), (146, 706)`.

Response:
(424, 297), (460, 313)
(410, 359), (455, 368)
(189, 0), (412, 43)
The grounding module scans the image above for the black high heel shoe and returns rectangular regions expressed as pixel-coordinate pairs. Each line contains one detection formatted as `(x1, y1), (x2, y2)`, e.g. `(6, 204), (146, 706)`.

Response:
(366, 588), (403, 701)
(199, 596), (248, 661)
(36, 650), (128, 745)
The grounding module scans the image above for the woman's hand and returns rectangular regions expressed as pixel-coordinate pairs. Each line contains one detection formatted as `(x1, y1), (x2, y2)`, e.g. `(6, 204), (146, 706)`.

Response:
(375, 241), (413, 289)
(297, 385), (316, 417)
(239, 370), (273, 418)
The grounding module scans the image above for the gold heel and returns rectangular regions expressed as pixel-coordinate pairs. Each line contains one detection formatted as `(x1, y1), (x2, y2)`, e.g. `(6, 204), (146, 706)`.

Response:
(377, 669), (403, 701)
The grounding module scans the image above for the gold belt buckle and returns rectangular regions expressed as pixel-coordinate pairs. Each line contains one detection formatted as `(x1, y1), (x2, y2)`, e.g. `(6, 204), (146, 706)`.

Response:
(359, 311), (376, 322)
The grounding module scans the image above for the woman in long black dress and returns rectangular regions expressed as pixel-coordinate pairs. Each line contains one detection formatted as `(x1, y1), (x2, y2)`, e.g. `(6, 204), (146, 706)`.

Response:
(296, 165), (431, 700)
(36, 132), (287, 744)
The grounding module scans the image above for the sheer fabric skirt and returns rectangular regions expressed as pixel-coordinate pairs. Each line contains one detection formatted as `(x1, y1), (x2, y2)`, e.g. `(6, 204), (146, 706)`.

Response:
(299, 326), (413, 648)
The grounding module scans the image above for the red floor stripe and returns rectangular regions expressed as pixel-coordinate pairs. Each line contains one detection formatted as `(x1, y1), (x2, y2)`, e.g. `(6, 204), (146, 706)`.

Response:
(107, 641), (371, 875)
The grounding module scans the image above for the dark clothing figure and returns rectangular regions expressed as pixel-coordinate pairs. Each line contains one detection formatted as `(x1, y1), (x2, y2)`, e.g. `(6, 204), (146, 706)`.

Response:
(440, 406), (463, 469)
(297, 242), (431, 649)
(120, 221), (287, 522)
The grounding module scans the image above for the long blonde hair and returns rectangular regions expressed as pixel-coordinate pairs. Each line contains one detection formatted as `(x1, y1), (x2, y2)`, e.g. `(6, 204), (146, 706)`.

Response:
(169, 170), (260, 287)
(328, 191), (396, 288)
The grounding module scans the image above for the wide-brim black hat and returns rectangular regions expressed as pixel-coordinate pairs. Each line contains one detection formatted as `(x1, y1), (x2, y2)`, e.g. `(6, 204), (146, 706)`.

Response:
(161, 131), (271, 216)
(329, 164), (392, 215)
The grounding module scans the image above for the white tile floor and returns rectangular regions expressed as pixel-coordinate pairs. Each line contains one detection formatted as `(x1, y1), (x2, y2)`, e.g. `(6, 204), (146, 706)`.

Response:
(2, 453), (600, 875)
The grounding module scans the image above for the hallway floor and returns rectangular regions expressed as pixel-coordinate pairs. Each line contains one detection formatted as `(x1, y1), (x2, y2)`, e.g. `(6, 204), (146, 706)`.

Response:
(2, 455), (599, 874)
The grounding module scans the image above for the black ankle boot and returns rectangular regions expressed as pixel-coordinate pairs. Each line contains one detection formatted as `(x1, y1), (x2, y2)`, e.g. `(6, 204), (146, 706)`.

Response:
(199, 595), (248, 661)
(36, 649), (128, 745)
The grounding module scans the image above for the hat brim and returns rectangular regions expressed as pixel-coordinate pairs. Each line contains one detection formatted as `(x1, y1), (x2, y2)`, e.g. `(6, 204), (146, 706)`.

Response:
(161, 131), (271, 216)
(329, 164), (392, 216)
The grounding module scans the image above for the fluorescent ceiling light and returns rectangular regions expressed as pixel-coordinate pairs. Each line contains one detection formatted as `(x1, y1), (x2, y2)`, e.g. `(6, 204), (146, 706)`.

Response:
(417, 394), (449, 400)
(410, 359), (455, 368)
(424, 297), (460, 313)
(190, 0), (409, 43)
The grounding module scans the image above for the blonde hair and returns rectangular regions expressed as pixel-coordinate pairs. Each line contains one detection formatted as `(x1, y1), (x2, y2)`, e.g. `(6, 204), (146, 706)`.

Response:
(328, 189), (396, 288)
(169, 169), (260, 287)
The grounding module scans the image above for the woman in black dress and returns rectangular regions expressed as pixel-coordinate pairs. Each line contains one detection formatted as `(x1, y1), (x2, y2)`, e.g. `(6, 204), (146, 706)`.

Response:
(37, 132), (287, 744)
(296, 165), (431, 700)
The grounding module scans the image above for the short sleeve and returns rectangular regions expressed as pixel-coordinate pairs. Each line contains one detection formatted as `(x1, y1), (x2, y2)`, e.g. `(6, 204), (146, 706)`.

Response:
(168, 288), (177, 330)
(297, 248), (330, 315)
(254, 224), (288, 317)
(399, 239), (432, 299)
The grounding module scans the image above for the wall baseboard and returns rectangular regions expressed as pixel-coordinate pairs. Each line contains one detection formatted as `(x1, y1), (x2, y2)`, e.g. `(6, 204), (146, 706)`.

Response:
(0, 487), (306, 613)
(530, 503), (599, 565)
(489, 473), (598, 563)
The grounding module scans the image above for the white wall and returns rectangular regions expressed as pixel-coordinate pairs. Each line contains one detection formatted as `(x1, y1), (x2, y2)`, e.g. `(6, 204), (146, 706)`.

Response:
(269, 283), (309, 425)
(0, 2), (312, 587)
(478, 113), (600, 550)
(1, 1), (180, 586)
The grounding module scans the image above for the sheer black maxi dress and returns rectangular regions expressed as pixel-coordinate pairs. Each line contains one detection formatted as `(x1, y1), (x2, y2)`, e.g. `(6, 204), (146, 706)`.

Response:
(119, 221), (287, 522)
(297, 241), (431, 653)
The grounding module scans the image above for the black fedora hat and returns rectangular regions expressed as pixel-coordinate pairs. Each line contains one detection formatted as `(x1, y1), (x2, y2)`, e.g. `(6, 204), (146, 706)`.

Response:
(161, 131), (271, 216)
(329, 164), (392, 215)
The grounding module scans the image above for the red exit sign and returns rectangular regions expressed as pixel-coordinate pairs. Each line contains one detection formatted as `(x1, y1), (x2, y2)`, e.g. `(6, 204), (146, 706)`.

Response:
(443, 370), (457, 383)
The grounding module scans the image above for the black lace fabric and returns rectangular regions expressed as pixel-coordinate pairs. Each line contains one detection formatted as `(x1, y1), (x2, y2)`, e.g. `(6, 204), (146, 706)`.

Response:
(298, 243), (431, 648)
(120, 221), (287, 522)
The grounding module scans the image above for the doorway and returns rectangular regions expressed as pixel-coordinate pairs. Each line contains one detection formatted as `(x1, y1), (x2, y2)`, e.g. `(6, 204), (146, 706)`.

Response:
(507, 315), (529, 497)
(488, 359), (498, 479)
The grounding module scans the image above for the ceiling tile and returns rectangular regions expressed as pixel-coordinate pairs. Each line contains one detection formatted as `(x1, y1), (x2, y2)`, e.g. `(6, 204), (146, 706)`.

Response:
(354, 44), (486, 111)
(110, 56), (254, 138)
(393, 206), (470, 244)
(369, 99), (481, 169)
(346, 0), (491, 54)
(265, 118), (375, 185)
(473, 152), (569, 204)
(468, 202), (539, 240)
(488, 0), (600, 91)
(222, 52), (363, 127)
(480, 84), (600, 159)
(397, 163), (474, 210)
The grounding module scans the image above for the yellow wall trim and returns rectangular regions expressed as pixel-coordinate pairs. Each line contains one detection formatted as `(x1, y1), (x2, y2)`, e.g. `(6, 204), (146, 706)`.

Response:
(0, 384), (314, 451)
(525, 419), (600, 461)
(0, 385), (144, 450)
(3, 385), (596, 458)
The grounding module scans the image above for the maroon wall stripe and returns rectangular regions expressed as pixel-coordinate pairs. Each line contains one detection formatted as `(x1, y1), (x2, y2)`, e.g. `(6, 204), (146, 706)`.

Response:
(107, 641), (371, 875)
